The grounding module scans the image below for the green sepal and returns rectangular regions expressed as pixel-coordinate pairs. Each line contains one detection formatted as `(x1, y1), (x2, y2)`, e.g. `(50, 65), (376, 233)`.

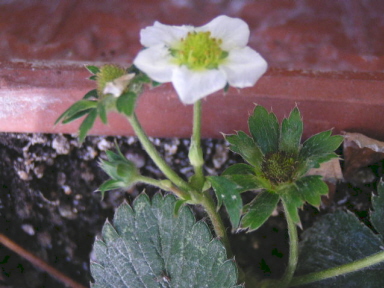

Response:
(105, 150), (121, 162)
(248, 105), (280, 155)
(222, 174), (270, 193)
(55, 99), (98, 125)
(208, 176), (243, 229)
(295, 175), (328, 207)
(89, 75), (97, 81)
(78, 108), (98, 143)
(97, 102), (108, 124)
(174, 199), (187, 216)
(300, 130), (343, 163)
(222, 163), (256, 176)
(151, 80), (162, 87)
(279, 106), (303, 155)
(225, 131), (264, 170)
(61, 108), (93, 124)
(98, 179), (126, 200)
(281, 191), (302, 226)
(85, 65), (100, 74)
(116, 91), (138, 117)
(83, 89), (99, 99)
(240, 191), (279, 232)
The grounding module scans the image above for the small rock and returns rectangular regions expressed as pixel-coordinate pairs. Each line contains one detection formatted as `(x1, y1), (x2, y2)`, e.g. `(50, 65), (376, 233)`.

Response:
(21, 224), (35, 236)
(52, 135), (70, 155)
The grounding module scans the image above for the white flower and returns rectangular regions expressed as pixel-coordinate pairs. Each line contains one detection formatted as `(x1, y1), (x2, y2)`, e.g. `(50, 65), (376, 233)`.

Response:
(133, 15), (268, 104)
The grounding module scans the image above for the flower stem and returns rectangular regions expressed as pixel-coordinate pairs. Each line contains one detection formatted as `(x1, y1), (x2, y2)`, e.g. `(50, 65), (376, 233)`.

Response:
(198, 191), (233, 258)
(137, 176), (188, 199)
(127, 113), (192, 196)
(188, 100), (205, 189)
(279, 199), (299, 287)
(289, 250), (384, 287)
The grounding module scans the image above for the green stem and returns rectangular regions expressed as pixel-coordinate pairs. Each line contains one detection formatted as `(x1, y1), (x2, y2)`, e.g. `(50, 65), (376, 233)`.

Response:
(127, 113), (191, 197)
(189, 100), (205, 189)
(280, 199), (299, 287)
(289, 250), (384, 287)
(198, 191), (233, 258)
(137, 176), (187, 200)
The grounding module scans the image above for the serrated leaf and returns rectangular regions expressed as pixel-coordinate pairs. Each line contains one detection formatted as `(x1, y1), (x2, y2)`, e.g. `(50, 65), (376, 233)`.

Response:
(83, 89), (99, 99)
(91, 193), (241, 288)
(295, 210), (384, 288)
(116, 91), (138, 117)
(240, 191), (279, 232)
(226, 132), (264, 170)
(61, 108), (92, 124)
(371, 180), (384, 239)
(294, 175), (328, 207)
(85, 65), (100, 74)
(55, 99), (98, 125)
(248, 106), (280, 155)
(222, 174), (270, 193)
(209, 176), (243, 229)
(279, 107), (303, 155)
(78, 108), (97, 143)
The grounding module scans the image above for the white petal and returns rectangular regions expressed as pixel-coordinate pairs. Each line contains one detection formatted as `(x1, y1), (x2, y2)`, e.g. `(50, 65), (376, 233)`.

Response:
(133, 45), (175, 83)
(220, 47), (268, 88)
(172, 67), (227, 104)
(103, 74), (135, 97)
(140, 21), (191, 47)
(197, 15), (250, 50)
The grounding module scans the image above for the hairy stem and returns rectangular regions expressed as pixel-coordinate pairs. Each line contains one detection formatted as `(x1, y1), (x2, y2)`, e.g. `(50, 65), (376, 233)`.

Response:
(289, 250), (384, 287)
(137, 176), (188, 199)
(280, 200), (299, 287)
(128, 113), (192, 196)
(189, 100), (205, 189)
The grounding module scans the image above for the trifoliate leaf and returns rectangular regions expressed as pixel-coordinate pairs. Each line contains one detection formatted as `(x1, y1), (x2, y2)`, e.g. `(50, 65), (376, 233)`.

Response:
(226, 132), (264, 170)
(371, 180), (384, 239)
(55, 99), (98, 125)
(279, 107), (303, 155)
(209, 176), (243, 229)
(78, 109), (97, 143)
(240, 191), (279, 232)
(116, 91), (138, 117)
(295, 210), (384, 288)
(91, 193), (241, 288)
(249, 106), (280, 155)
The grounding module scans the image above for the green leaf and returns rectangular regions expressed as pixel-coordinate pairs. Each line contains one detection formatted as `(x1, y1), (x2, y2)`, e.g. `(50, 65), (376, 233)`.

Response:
(91, 193), (241, 288)
(371, 180), (384, 239)
(209, 176), (243, 229)
(279, 107), (303, 155)
(241, 191), (279, 232)
(83, 89), (99, 99)
(296, 210), (384, 288)
(249, 105), (280, 155)
(89, 75), (97, 81)
(223, 163), (255, 176)
(85, 65), (100, 74)
(78, 108), (97, 143)
(116, 91), (138, 117)
(97, 102), (108, 124)
(55, 100), (98, 125)
(294, 176), (328, 207)
(226, 132), (264, 170)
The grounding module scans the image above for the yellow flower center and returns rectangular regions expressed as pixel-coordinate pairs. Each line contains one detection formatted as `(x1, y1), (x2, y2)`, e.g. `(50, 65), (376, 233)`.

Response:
(171, 31), (228, 70)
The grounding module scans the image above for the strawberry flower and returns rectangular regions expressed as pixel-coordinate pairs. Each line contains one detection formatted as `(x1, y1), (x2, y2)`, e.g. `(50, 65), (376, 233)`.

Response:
(133, 15), (267, 104)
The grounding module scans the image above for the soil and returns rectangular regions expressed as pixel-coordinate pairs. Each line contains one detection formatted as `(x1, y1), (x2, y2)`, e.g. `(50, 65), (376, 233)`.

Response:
(0, 133), (379, 287)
